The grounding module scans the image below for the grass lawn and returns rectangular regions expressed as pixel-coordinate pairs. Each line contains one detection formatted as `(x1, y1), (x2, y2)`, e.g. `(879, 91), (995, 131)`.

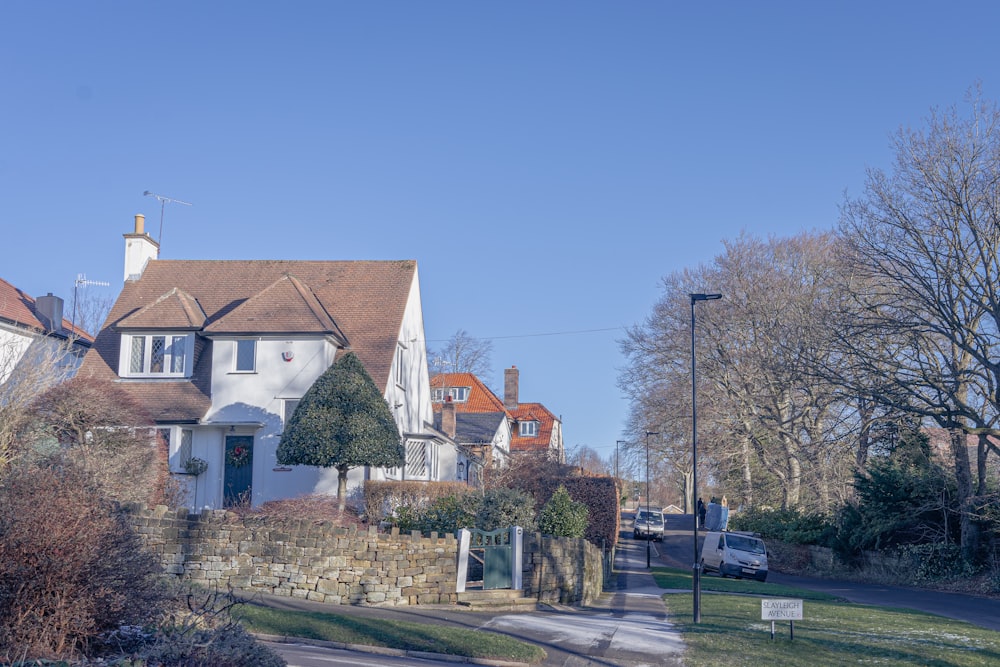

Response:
(236, 603), (547, 664)
(654, 567), (1000, 667)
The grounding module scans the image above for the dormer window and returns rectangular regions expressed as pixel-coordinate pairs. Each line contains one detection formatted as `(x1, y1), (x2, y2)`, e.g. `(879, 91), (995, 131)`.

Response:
(121, 333), (193, 377)
(519, 420), (539, 437)
(432, 387), (471, 403)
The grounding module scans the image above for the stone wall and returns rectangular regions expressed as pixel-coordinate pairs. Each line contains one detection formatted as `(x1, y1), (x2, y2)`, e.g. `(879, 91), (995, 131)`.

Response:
(522, 532), (606, 605)
(126, 505), (604, 606)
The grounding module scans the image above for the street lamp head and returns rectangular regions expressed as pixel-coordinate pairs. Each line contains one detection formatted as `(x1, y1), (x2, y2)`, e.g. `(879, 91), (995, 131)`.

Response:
(690, 293), (722, 302)
(646, 431), (659, 437)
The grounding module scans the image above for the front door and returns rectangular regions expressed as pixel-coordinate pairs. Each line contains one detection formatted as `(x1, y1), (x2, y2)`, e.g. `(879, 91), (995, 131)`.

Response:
(224, 435), (254, 507)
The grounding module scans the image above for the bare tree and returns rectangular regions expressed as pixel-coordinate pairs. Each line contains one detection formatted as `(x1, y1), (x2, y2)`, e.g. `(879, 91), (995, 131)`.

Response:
(0, 335), (78, 470)
(838, 86), (1000, 559)
(429, 329), (493, 378)
(565, 445), (612, 476)
(621, 232), (857, 513)
(68, 288), (114, 338)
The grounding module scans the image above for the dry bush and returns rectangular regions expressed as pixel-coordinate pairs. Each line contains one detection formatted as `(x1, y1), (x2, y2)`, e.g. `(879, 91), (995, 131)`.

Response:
(0, 462), (165, 661)
(362, 480), (475, 526)
(25, 377), (172, 506)
(114, 585), (285, 667)
(235, 493), (365, 529)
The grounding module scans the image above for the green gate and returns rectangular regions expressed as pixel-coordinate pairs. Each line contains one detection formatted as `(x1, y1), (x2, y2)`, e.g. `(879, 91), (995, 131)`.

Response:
(470, 528), (512, 590)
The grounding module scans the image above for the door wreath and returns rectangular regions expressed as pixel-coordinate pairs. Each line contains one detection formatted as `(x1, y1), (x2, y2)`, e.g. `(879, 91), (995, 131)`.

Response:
(226, 444), (251, 467)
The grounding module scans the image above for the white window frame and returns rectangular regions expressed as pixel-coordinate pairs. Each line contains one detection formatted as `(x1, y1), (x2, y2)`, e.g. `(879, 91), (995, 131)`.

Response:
(519, 420), (539, 437)
(120, 333), (193, 378)
(162, 426), (195, 473)
(432, 387), (471, 403)
(234, 339), (257, 373)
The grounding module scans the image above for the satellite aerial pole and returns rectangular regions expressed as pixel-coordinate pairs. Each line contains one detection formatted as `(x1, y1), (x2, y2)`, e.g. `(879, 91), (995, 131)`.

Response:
(72, 273), (110, 336)
(143, 190), (192, 254)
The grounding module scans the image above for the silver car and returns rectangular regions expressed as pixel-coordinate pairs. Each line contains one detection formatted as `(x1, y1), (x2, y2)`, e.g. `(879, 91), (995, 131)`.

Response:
(633, 509), (665, 541)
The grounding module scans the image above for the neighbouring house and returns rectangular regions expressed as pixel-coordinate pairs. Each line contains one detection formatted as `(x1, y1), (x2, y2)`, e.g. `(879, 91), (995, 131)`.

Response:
(0, 277), (92, 386)
(503, 366), (564, 462)
(433, 396), (511, 485)
(430, 365), (563, 464)
(78, 214), (460, 510)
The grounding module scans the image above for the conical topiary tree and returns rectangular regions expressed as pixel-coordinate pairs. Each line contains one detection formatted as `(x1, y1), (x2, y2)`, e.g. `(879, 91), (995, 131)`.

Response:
(277, 352), (404, 510)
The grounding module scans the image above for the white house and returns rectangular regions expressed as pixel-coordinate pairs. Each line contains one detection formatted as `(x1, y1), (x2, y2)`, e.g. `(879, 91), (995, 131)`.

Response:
(79, 214), (459, 509)
(0, 277), (91, 387)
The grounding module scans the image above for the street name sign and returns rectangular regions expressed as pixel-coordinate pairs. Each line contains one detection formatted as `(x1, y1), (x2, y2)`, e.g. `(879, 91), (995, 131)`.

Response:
(761, 599), (802, 640)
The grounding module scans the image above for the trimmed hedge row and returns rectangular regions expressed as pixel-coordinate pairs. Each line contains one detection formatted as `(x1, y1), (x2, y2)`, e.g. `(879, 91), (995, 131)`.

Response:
(362, 480), (473, 525)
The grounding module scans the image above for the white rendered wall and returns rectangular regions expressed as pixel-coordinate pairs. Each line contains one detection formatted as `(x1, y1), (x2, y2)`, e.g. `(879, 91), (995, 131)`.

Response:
(204, 336), (337, 507)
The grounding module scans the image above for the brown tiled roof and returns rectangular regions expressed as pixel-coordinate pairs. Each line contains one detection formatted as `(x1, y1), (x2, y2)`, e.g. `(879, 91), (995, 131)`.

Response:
(79, 259), (416, 422)
(204, 273), (346, 341)
(118, 287), (207, 330)
(430, 373), (505, 413)
(0, 276), (93, 342)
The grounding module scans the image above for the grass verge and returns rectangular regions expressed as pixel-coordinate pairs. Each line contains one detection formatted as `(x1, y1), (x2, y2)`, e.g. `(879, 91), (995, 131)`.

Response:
(654, 567), (1000, 666)
(236, 603), (547, 664)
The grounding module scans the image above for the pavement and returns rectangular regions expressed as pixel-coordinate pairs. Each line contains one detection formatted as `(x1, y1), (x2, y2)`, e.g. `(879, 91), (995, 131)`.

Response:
(247, 529), (686, 667)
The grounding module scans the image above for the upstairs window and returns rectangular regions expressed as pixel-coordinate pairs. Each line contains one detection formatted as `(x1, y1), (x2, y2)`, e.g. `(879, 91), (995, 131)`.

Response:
(432, 387), (471, 402)
(123, 334), (192, 377)
(519, 420), (539, 437)
(235, 339), (257, 372)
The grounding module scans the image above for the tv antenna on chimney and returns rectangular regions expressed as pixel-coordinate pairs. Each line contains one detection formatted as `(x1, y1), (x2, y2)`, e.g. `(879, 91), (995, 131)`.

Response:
(72, 273), (110, 336)
(143, 190), (192, 253)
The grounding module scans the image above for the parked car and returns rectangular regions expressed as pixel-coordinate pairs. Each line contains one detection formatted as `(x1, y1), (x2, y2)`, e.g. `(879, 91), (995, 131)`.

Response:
(699, 531), (768, 582)
(633, 508), (665, 541)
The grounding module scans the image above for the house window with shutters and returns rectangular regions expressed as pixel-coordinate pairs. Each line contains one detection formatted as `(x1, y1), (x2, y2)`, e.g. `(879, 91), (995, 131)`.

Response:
(405, 439), (427, 479)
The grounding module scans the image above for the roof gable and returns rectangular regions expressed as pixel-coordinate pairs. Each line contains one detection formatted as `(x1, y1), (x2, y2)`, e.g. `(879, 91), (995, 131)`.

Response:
(203, 273), (347, 342)
(117, 287), (207, 330)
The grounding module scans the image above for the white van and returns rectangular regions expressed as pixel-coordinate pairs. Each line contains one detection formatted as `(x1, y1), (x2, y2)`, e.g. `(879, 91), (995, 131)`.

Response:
(700, 531), (768, 582)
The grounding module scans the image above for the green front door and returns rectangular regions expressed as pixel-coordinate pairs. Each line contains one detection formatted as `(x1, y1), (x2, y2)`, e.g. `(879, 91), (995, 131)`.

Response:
(224, 435), (253, 507)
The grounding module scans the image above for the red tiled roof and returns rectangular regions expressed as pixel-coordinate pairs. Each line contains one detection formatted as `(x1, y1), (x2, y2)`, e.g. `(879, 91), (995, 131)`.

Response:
(510, 402), (558, 452)
(430, 372), (505, 413)
(431, 371), (560, 455)
(0, 277), (93, 342)
(79, 259), (416, 422)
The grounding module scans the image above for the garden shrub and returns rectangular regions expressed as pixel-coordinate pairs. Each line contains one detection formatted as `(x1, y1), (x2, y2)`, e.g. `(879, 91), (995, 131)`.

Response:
(730, 506), (835, 546)
(560, 477), (619, 546)
(539, 485), (588, 538)
(475, 487), (537, 531)
(0, 460), (166, 661)
(394, 493), (482, 535)
(363, 480), (473, 525)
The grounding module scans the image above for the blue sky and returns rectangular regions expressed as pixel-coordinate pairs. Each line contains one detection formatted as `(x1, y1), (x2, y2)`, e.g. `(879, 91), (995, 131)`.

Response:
(3, 1), (999, 462)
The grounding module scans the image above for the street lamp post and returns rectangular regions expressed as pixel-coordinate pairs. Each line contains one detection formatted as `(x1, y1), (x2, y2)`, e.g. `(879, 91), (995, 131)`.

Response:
(615, 440), (627, 484)
(645, 431), (659, 568)
(690, 292), (721, 624)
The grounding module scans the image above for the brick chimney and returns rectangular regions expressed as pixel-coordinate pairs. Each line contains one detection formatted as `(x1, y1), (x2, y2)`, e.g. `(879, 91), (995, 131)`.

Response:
(123, 213), (159, 282)
(504, 366), (519, 410)
(442, 396), (457, 438)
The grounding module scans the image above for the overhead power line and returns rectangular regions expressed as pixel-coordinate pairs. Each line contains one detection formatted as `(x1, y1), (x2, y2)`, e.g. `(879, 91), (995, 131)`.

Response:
(425, 326), (624, 343)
